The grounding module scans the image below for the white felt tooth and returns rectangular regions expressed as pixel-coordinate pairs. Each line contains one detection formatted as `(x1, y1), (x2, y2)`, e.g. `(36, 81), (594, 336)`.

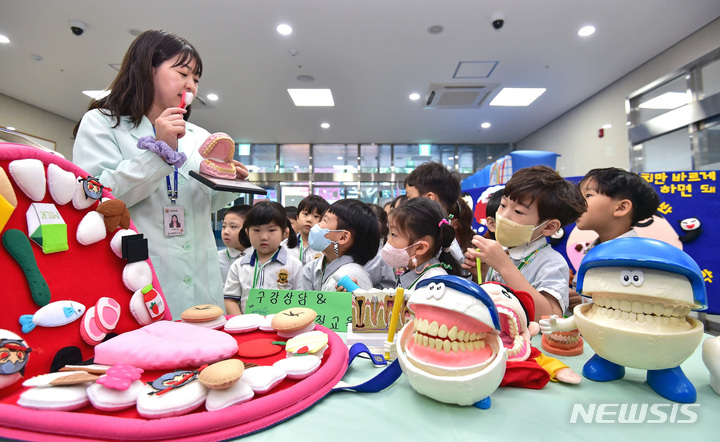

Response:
(110, 229), (138, 258)
(9, 159), (46, 201)
(72, 178), (97, 210)
(46, 164), (76, 205)
(122, 261), (153, 292)
(76, 211), (107, 245)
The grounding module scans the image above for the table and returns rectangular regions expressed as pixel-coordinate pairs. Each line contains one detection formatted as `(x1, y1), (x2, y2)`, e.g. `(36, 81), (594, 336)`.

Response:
(241, 333), (720, 441)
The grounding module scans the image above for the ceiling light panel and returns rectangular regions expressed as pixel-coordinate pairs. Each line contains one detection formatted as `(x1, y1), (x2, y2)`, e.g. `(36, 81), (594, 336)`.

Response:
(287, 89), (335, 106)
(489, 88), (546, 106)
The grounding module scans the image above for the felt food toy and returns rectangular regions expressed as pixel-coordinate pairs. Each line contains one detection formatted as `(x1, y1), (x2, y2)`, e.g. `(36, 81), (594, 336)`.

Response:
(8, 159), (45, 201)
(198, 132), (237, 179)
(395, 275), (506, 409)
(271, 307), (317, 338)
(285, 330), (329, 358)
(2, 229), (51, 307)
(19, 300), (86, 334)
(540, 237), (707, 404)
(96, 199), (130, 232)
(180, 304), (227, 329)
(93, 321), (239, 370)
(80, 297), (122, 345)
(26, 202), (68, 253)
(198, 358), (245, 389)
(0, 167), (17, 231)
(0, 329), (31, 390)
(22, 370), (99, 387)
(129, 284), (165, 325)
(46, 163), (76, 206)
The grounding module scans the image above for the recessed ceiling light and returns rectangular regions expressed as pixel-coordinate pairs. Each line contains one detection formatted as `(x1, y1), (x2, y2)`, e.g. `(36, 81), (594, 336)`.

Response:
(322, 123), (331, 129)
(409, 93), (420, 101)
(602, 123), (612, 129)
(638, 92), (690, 110)
(481, 122), (491, 129)
(578, 25), (595, 37)
(0, 35), (10, 44)
(297, 74), (315, 82)
(206, 93), (219, 101)
(489, 88), (546, 106)
(287, 89), (335, 106)
(277, 24), (292, 35)
(82, 90), (111, 99)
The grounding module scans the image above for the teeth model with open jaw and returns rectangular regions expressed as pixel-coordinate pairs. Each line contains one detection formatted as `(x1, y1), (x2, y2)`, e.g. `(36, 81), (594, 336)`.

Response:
(396, 276), (506, 408)
(542, 237), (707, 403)
(198, 133), (237, 179)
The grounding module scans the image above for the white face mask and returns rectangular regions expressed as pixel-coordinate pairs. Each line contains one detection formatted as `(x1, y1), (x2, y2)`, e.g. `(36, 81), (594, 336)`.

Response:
(494, 213), (548, 248)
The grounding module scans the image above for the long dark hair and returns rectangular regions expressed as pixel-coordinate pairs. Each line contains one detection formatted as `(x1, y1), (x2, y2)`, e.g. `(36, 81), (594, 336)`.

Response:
(238, 201), (297, 249)
(73, 29), (202, 136)
(389, 197), (461, 276)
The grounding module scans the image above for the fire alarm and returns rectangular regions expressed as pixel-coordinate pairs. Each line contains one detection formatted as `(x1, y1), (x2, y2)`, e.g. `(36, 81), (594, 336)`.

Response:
(598, 128), (604, 138)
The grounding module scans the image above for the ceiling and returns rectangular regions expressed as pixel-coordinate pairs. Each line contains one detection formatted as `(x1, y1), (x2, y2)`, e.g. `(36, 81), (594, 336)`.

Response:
(1, 0), (720, 146)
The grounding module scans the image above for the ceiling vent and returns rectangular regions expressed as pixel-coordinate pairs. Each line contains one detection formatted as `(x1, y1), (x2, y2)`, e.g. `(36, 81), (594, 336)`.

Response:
(423, 83), (499, 109)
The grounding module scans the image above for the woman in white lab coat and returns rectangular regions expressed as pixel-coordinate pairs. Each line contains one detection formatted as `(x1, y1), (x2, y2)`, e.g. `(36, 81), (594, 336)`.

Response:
(73, 29), (247, 318)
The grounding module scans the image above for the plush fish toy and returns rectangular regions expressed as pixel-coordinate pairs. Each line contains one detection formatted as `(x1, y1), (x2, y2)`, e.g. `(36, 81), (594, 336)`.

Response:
(19, 301), (86, 333)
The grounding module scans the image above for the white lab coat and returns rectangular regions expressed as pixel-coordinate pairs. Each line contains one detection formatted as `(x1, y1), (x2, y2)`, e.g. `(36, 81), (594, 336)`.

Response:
(73, 109), (236, 318)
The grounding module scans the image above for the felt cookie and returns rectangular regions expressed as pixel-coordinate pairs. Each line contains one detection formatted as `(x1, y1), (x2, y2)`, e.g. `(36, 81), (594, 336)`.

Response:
(183, 315), (227, 330)
(198, 359), (245, 389)
(2, 228), (51, 307)
(271, 307), (317, 338)
(273, 355), (322, 380)
(58, 364), (111, 375)
(285, 330), (329, 358)
(224, 313), (265, 334)
(96, 199), (131, 232)
(76, 210), (107, 245)
(46, 163), (76, 206)
(22, 371), (95, 387)
(19, 300), (86, 333)
(241, 365), (286, 394)
(129, 284), (165, 325)
(122, 260), (153, 292)
(110, 228), (137, 258)
(0, 166), (17, 231)
(49, 372), (99, 385)
(136, 371), (208, 419)
(181, 304), (225, 323)
(72, 177), (98, 210)
(8, 158), (46, 201)
(17, 384), (90, 411)
(87, 379), (144, 411)
(205, 379), (254, 411)
(96, 363), (144, 390)
(94, 321), (238, 370)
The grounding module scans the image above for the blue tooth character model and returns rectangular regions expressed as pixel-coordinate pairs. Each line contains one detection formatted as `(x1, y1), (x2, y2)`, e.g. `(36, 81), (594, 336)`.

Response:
(395, 275), (506, 409)
(540, 237), (706, 403)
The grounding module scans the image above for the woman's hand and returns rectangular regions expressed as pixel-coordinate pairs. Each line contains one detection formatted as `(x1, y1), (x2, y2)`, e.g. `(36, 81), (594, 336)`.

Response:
(154, 107), (187, 149)
(232, 160), (249, 180)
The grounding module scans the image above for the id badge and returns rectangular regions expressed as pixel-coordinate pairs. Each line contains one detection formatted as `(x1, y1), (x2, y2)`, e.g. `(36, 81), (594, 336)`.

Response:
(164, 206), (185, 237)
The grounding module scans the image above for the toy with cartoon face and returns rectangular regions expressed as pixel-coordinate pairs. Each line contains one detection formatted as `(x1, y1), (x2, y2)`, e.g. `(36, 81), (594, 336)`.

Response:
(0, 330), (31, 389)
(542, 237), (706, 403)
(395, 275), (506, 409)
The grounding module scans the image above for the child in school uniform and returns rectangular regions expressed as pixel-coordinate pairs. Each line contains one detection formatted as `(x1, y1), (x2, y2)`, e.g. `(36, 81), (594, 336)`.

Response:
(218, 204), (252, 283)
(384, 197), (462, 289)
(288, 195), (330, 264)
(302, 199), (380, 292)
(224, 201), (303, 315)
(464, 166), (587, 320)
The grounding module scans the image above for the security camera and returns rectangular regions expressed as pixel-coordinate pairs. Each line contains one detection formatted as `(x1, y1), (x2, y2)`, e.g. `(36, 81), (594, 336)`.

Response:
(491, 13), (505, 30)
(69, 20), (87, 36)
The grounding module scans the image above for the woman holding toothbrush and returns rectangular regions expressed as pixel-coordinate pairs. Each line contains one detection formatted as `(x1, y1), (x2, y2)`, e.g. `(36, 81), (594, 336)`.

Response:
(73, 29), (247, 318)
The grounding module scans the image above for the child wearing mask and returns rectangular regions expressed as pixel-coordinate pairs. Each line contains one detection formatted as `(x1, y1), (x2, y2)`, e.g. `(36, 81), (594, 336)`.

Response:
(464, 166), (586, 320)
(302, 199), (380, 292)
(383, 197), (461, 289)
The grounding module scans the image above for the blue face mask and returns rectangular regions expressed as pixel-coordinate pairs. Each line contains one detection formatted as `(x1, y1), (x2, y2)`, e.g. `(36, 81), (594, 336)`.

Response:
(308, 224), (345, 254)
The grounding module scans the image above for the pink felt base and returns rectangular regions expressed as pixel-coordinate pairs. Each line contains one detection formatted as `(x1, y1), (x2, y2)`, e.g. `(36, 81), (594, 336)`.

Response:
(0, 325), (347, 441)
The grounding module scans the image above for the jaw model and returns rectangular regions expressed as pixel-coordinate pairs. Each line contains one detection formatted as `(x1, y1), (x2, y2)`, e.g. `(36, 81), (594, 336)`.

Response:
(396, 276), (506, 407)
(702, 336), (720, 395)
(198, 133), (236, 179)
(479, 282), (532, 362)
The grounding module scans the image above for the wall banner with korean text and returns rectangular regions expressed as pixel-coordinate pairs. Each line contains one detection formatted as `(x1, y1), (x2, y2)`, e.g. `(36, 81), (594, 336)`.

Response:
(246, 289), (353, 332)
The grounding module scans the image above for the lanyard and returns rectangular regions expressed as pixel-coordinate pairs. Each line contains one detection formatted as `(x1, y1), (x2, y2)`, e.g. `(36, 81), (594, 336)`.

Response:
(488, 244), (548, 281)
(252, 258), (263, 288)
(406, 263), (442, 289)
(165, 167), (179, 204)
(298, 236), (305, 260)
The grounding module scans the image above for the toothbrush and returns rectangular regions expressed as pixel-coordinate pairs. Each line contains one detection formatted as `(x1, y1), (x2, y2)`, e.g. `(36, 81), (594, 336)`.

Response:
(180, 91), (194, 109)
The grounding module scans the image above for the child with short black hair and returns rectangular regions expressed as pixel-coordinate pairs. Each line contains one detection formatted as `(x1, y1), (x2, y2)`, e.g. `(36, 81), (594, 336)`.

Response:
(218, 204), (252, 283)
(464, 166), (586, 320)
(302, 199), (381, 292)
(364, 203), (396, 289)
(285, 205), (299, 233)
(224, 201), (303, 315)
(292, 195), (330, 264)
(384, 197), (461, 289)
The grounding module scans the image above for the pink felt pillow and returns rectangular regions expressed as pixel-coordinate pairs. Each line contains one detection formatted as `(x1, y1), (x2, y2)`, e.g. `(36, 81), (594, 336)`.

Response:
(93, 321), (238, 370)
